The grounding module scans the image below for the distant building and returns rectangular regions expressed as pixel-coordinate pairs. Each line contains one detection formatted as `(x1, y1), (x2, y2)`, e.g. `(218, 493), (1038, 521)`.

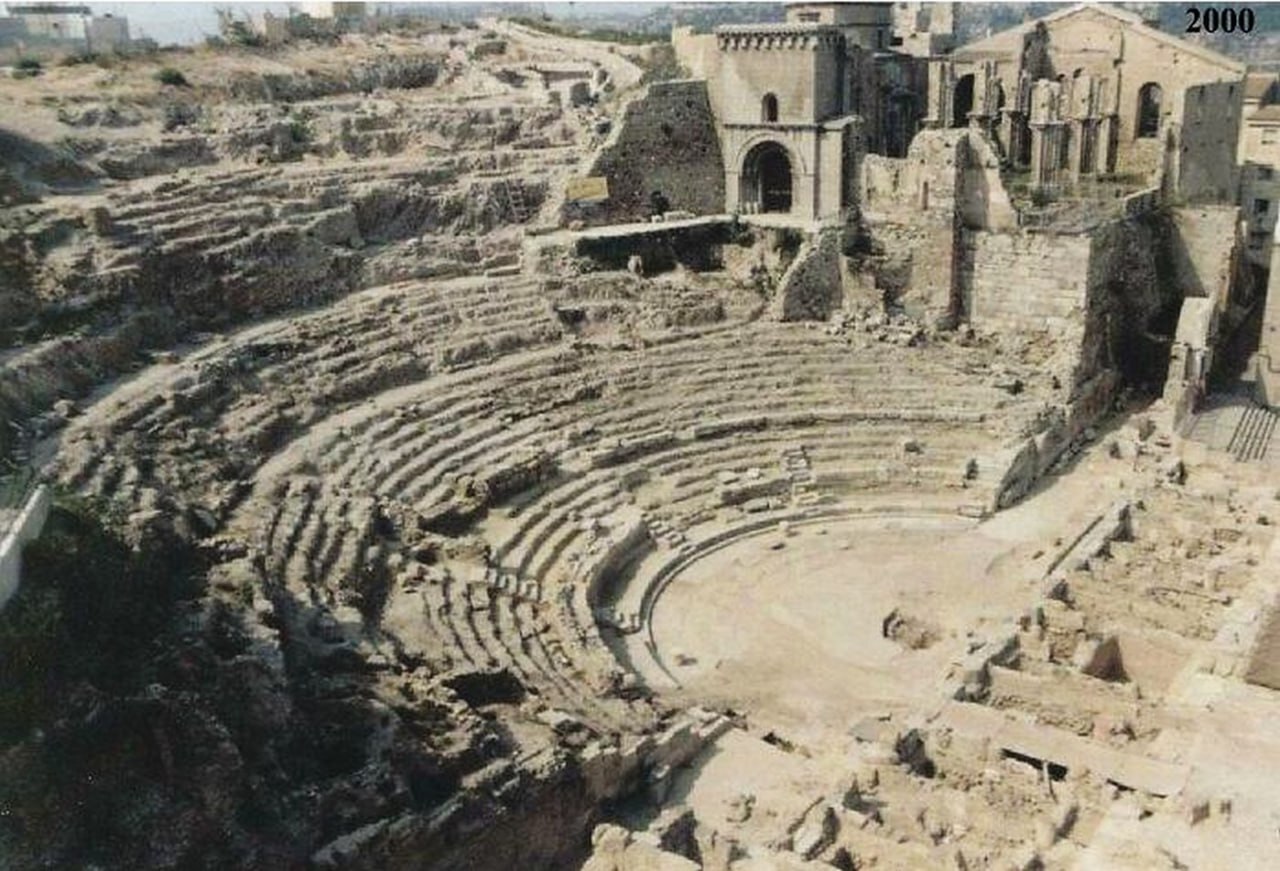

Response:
(301, 2), (367, 21)
(86, 12), (127, 51)
(0, 15), (24, 45)
(786, 1), (893, 50)
(892, 1), (954, 57)
(1241, 80), (1280, 267)
(7, 3), (91, 41)
(3, 3), (130, 52)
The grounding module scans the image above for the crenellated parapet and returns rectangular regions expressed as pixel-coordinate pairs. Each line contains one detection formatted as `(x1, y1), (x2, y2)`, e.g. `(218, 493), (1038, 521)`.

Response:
(715, 23), (843, 52)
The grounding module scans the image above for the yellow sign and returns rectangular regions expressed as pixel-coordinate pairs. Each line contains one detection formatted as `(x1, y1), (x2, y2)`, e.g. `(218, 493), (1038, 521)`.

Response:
(566, 176), (609, 203)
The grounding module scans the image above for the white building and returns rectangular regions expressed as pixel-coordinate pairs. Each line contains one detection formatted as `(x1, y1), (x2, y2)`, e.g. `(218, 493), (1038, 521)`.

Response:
(3, 3), (130, 52)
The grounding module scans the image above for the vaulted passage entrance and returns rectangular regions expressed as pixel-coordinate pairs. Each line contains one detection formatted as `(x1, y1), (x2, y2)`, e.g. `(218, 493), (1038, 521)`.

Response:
(952, 73), (974, 128)
(741, 141), (793, 213)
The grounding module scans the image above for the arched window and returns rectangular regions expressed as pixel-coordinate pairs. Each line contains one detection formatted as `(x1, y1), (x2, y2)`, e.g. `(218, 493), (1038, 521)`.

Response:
(1137, 82), (1162, 138)
(762, 93), (779, 123)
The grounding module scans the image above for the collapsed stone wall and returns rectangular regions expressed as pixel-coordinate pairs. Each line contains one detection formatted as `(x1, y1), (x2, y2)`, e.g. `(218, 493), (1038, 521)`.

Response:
(958, 133), (1017, 232)
(0, 312), (178, 460)
(1166, 205), (1242, 306)
(773, 227), (845, 321)
(967, 214), (1192, 507)
(1169, 81), (1243, 206)
(961, 209), (1210, 400)
(1077, 217), (1170, 393)
(859, 130), (966, 323)
(573, 80), (724, 225)
(1159, 205), (1255, 418)
(961, 231), (1093, 329)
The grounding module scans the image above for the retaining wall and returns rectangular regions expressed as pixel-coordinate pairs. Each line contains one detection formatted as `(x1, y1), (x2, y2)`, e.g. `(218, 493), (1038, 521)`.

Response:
(0, 484), (51, 610)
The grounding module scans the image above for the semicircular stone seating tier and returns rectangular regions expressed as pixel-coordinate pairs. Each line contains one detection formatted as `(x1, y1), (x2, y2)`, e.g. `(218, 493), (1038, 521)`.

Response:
(54, 274), (1050, 727)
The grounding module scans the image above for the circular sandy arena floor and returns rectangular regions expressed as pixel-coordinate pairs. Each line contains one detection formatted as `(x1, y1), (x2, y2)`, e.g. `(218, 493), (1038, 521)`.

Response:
(643, 515), (1036, 748)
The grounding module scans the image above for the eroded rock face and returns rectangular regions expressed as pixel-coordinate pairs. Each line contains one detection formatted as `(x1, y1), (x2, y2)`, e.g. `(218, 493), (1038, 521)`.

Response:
(0, 497), (655, 871)
(0, 31), (570, 464)
(0, 24), (675, 869)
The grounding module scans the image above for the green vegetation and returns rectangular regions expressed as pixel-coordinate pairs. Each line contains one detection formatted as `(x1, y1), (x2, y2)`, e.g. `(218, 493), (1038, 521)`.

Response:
(214, 7), (266, 48)
(59, 51), (107, 67)
(0, 494), (203, 744)
(1029, 186), (1057, 208)
(155, 66), (190, 87)
(639, 43), (688, 86)
(288, 110), (314, 145)
(12, 57), (42, 79)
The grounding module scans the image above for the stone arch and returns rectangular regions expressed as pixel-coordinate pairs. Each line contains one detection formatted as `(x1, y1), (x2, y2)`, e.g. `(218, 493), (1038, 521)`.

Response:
(740, 140), (795, 213)
(762, 93), (779, 123)
(1137, 82), (1162, 138)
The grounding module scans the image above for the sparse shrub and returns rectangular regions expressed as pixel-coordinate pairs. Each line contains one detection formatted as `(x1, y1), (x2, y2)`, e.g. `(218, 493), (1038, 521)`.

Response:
(287, 111), (313, 145)
(216, 8), (265, 47)
(58, 51), (96, 66)
(639, 42), (688, 84)
(1030, 186), (1056, 208)
(12, 57), (42, 79)
(156, 66), (189, 87)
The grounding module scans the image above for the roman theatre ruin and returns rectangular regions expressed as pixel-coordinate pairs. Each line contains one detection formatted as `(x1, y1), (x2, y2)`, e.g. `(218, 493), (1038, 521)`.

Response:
(3, 3), (1280, 870)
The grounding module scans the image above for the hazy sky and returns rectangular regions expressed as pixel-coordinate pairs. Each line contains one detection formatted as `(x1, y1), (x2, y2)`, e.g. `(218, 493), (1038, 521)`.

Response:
(84, 3), (290, 45)
(73, 2), (666, 46)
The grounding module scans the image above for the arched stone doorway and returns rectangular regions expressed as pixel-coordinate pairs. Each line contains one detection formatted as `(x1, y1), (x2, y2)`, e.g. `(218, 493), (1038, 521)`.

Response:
(952, 74), (975, 128)
(741, 141), (793, 213)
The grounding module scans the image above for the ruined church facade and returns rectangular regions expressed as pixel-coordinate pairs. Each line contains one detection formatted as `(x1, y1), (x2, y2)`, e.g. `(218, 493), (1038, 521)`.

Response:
(932, 4), (1245, 201)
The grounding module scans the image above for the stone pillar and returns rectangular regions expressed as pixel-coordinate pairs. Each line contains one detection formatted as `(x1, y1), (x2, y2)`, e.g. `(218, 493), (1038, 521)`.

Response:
(927, 59), (950, 127)
(1096, 115), (1115, 175)
(1029, 124), (1047, 185)
(1256, 224), (1280, 406)
(725, 165), (743, 213)
(1068, 120), (1085, 181)
(998, 111), (1014, 160)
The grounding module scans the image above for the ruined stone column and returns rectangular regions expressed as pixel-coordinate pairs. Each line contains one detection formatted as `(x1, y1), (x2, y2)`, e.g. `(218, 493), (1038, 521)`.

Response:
(1068, 120), (1085, 182)
(927, 59), (950, 127)
(1096, 115), (1116, 175)
(998, 111), (1015, 161)
(1029, 123), (1047, 185)
(1256, 223), (1280, 406)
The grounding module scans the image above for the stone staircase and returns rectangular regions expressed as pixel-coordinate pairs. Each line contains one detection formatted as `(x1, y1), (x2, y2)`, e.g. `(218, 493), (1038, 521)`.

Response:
(1185, 391), (1280, 463)
(1227, 403), (1279, 462)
